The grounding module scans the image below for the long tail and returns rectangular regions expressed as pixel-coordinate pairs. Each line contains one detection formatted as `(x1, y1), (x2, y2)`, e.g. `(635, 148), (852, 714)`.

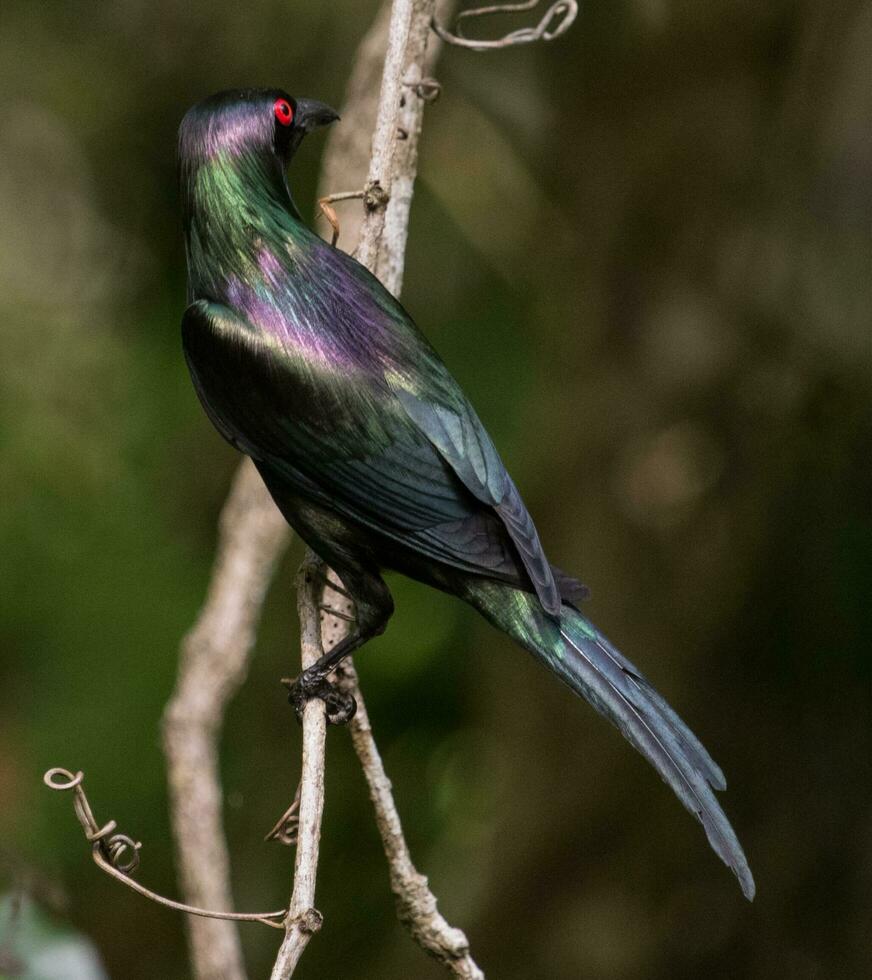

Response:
(461, 579), (755, 900)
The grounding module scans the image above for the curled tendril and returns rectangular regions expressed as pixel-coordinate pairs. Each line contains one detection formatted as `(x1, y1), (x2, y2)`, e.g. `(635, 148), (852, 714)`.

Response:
(44, 767), (287, 929)
(433, 0), (578, 51)
(44, 767), (142, 874)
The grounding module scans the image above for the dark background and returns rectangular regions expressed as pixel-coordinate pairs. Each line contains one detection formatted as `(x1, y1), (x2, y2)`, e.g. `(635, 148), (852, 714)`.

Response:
(2, 1), (871, 977)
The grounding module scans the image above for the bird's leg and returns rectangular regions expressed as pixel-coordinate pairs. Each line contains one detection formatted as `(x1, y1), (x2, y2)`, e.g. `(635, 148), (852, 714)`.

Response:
(306, 564), (358, 621)
(317, 190), (365, 247)
(286, 571), (393, 725)
(307, 566), (355, 602)
(284, 642), (359, 726)
(286, 628), (373, 726)
(318, 603), (356, 623)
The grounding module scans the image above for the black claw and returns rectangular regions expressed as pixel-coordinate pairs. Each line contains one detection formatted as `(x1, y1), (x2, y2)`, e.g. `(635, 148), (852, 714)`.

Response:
(287, 671), (357, 726)
(322, 685), (357, 725)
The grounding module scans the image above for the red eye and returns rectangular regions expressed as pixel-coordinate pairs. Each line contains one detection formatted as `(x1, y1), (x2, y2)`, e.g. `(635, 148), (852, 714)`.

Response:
(273, 98), (294, 127)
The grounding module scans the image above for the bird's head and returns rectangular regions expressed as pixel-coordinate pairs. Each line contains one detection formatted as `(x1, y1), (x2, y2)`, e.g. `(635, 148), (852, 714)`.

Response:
(178, 88), (339, 232)
(179, 87), (339, 170)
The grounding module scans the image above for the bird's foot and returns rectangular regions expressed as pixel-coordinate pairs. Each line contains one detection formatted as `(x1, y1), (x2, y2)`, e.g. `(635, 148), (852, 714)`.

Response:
(284, 669), (357, 726)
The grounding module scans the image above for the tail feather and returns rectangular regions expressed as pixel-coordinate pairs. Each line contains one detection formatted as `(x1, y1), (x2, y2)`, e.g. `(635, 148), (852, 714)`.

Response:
(463, 580), (755, 900)
(593, 630), (726, 791)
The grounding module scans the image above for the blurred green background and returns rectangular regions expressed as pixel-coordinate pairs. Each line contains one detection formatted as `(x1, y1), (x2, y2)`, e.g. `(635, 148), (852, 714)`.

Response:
(2, 1), (871, 977)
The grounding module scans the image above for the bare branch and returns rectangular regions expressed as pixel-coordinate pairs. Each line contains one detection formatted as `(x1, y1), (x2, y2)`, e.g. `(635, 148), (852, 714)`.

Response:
(163, 459), (289, 980)
(318, 564), (483, 979)
(269, 556), (329, 979)
(433, 0), (577, 50)
(378, 2), (449, 294)
(317, 0), (397, 250)
(356, 0), (441, 282)
(339, 662), (484, 979)
(317, 0), (451, 291)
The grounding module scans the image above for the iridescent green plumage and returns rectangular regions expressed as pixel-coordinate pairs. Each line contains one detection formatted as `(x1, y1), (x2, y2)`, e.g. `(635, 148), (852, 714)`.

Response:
(178, 88), (754, 899)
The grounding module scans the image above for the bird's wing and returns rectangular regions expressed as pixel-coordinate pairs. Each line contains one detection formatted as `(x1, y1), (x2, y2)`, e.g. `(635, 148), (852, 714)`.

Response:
(337, 250), (562, 613)
(182, 299), (560, 606)
(388, 384), (561, 614)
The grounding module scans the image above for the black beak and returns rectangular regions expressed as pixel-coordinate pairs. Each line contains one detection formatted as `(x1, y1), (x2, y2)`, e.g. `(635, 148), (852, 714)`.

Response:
(295, 98), (340, 133)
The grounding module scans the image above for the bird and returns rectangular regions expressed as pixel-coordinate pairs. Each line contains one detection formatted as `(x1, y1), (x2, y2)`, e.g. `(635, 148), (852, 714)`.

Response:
(178, 87), (754, 900)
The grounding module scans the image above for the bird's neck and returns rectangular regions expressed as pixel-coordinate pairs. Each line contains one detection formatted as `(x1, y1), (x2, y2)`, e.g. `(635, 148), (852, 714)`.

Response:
(181, 149), (305, 300)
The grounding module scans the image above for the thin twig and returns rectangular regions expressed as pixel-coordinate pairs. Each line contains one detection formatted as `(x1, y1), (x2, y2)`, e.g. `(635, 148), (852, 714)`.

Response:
(292, 565), (481, 976)
(377, 0), (450, 294)
(323, 567), (483, 978)
(265, 782), (302, 846)
(317, 191), (365, 247)
(339, 662), (484, 978)
(269, 555), (329, 979)
(433, 0), (577, 50)
(317, 0), (397, 252)
(356, 0), (435, 276)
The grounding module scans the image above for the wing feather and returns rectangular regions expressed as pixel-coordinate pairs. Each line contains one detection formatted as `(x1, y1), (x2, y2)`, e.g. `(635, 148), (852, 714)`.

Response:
(391, 385), (561, 615)
(182, 299), (556, 600)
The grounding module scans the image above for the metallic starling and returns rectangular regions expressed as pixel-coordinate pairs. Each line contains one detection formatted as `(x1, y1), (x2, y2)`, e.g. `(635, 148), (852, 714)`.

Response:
(178, 88), (754, 899)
